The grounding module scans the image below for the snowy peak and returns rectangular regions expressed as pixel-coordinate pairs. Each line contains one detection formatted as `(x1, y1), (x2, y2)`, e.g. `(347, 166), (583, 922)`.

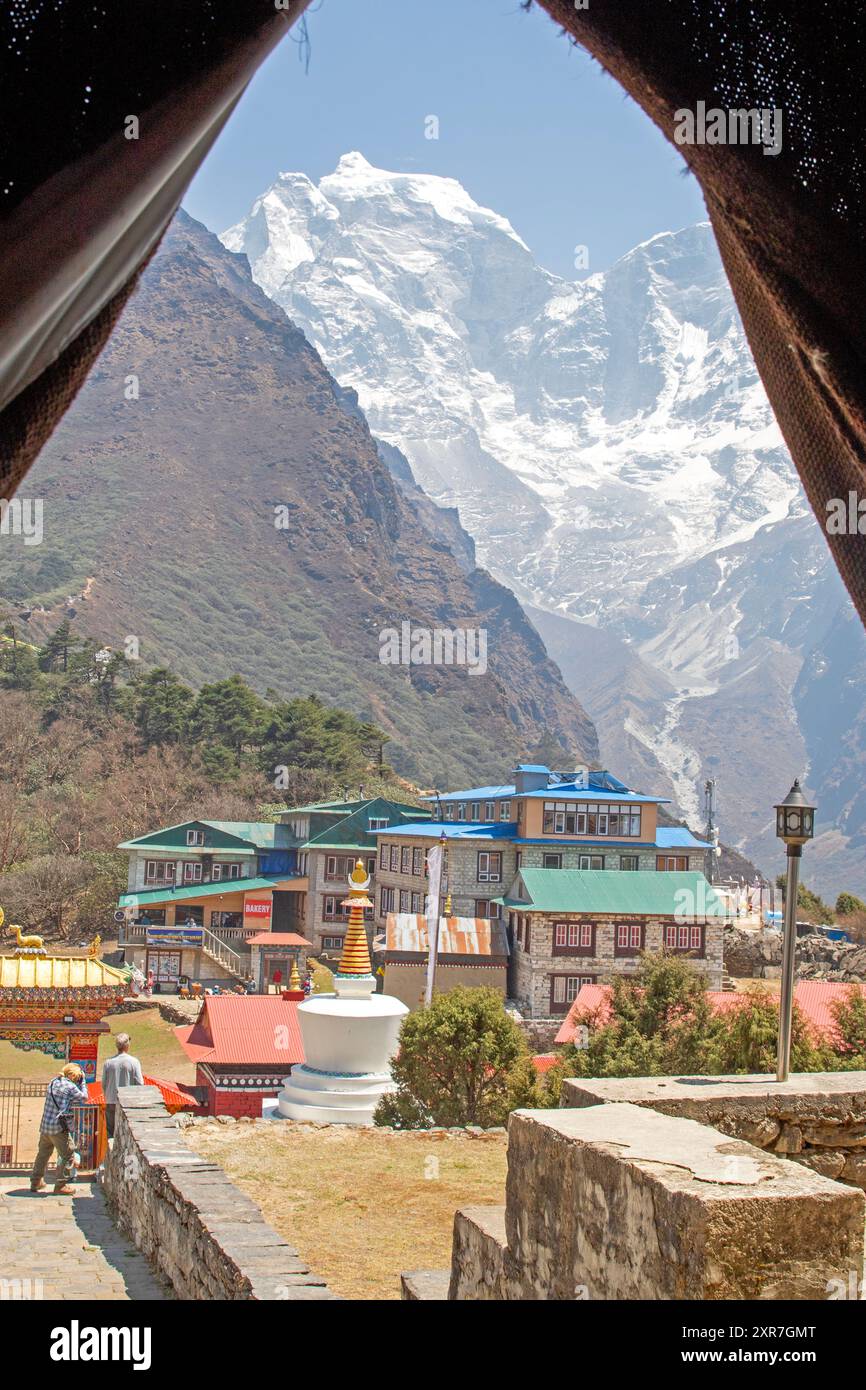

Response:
(218, 155), (857, 891)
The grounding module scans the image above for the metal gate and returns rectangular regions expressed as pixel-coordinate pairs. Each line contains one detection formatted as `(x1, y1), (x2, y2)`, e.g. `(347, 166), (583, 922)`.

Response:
(0, 1079), (106, 1171)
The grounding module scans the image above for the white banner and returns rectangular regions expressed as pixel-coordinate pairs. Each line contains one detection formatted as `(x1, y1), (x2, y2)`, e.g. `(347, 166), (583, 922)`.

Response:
(424, 841), (445, 1007)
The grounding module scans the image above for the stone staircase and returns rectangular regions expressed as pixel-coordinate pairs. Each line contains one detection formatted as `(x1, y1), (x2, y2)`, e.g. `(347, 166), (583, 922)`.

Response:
(198, 926), (247, 981)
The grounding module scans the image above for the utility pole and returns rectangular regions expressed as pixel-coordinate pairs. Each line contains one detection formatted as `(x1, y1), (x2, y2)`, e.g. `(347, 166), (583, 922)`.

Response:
(703, 778), (718, 883)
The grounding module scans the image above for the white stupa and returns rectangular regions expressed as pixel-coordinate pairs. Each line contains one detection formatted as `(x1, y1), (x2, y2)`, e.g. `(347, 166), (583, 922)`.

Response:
(277, 860), (408, 1125)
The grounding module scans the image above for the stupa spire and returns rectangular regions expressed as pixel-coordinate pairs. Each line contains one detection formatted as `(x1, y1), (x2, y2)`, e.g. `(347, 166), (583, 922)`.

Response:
(337, 859), (374, 977)
(289, 956), (301, 992)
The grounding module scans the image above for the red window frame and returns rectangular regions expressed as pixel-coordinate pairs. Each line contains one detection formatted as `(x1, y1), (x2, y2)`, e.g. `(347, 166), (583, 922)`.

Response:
(553, 920), (595, 956)
(614, 922), (644, 956)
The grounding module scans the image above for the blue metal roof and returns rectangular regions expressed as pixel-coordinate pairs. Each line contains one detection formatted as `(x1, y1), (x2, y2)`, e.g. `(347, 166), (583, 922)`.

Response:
(421, 785), (516, 803)
(375, 821), (516, 841)
(520, 788), (668, 803)
(655, 826), (712, 850)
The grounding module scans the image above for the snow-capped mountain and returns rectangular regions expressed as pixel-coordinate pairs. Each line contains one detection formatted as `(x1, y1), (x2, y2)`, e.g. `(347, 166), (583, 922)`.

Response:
(221, 153), (865, 897)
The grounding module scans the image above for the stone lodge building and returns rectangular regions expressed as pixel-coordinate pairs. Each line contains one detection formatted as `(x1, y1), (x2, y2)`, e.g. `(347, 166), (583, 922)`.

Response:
(504, 868), (727, 1017)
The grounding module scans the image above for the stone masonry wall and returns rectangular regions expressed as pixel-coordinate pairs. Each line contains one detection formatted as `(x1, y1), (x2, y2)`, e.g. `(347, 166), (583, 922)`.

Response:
(562, 1072), (866, 1192)
(511, 913), (724, 1018)
(103, 1087), (337, 1300)
(438, 1104), (865, 1300)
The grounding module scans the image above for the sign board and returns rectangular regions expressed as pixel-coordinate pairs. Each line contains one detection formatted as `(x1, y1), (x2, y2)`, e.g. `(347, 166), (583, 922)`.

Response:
(243, 898), (272, 920)
(145, 926), (202, 947)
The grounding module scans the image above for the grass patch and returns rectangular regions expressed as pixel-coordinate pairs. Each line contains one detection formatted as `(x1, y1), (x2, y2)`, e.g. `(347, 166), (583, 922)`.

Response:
(184, 1122), (506, 1300)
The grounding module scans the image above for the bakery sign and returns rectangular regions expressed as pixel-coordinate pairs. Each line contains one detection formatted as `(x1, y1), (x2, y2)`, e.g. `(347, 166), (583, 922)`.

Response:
(243, 897), (272, 921)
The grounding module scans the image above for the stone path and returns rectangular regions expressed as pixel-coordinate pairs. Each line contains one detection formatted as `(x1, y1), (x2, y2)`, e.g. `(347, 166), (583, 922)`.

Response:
(0, 1176), (169, 1300)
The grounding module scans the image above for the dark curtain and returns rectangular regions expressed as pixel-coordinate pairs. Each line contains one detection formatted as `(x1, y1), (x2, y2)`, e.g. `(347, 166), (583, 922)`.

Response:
(539, 0), (866, 629)
(0, 0), (310, 497)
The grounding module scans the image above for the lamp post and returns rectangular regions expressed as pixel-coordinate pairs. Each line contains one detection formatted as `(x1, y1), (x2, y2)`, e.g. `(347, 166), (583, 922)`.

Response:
(774, 778), (815, 1082)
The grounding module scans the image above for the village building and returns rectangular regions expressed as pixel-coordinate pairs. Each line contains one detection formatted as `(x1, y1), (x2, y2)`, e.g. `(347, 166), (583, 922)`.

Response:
(373, 765), (710, 932)
(504, 867), (727, 1017)
(117, 819), (312, 991)
(175, 992), (305, 1117)
(376, 913), (510, 1009)
(274, 795), (430, 958)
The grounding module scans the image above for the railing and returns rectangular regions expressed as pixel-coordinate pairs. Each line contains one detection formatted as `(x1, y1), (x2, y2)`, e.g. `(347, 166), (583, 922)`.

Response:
(199, 926), (246, 979)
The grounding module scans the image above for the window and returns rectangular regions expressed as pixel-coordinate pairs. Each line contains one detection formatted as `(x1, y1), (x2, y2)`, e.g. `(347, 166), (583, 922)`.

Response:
(380, 843), (389, 870)
(657, 856), (688, 872)
(411, 892), (423, 913)
(525, 915), (531, 950)
(144, 860), (174, 884)
(664, 924), (704, 954)
(186, 829), (205, 846)
(400, 890), (410, 913)
(444, 803), (454, 821)
(323, 895), (339, 920)
(322, 935), (343, 951)
(379, 886), (396, 915)
(211, 863), (222, 881)
(401, 846), (412, 874)
(499, 800), (511, 821)
(515, 850), (522, 870)
(366, 855), (376, 878)
(457, 803), (466, 822)
(390, 846), (400, 872)
(489, 901), (501, 919)
(553, 921), (594, 955)
(615, 922), (644, 956)
(620, 855), (640, 871)
(211, 911), (242, 930)
(475, 899), (490, 918)
(484, 801), (495, 821)
(369, 817), (389, 831)
(578, 854), (604, 870)
(412, 846), (424, 876)
(182, 861), (202, 883)
(543, 853), (562, 869)
(470, 802), (480, 821)
(477, 851), (502, 883)
(550, 974), (595, 1013)
(225, 863), (242, 880)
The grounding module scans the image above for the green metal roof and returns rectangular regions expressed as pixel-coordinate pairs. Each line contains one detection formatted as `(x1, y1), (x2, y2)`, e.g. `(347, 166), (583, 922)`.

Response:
(118, 876), (294, 907)
(118, 819), (287, 852)
(506, 869), (729, 918)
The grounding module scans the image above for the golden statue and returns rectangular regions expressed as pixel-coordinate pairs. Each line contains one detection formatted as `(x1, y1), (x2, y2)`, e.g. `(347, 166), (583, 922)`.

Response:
(88, 933), (101, 959)
(6, 922), (46, 953)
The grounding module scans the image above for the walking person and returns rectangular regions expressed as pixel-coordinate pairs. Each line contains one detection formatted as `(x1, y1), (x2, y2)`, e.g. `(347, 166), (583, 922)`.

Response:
(101, 1032), (143, 1138)
(30, 1063), (89, 1195)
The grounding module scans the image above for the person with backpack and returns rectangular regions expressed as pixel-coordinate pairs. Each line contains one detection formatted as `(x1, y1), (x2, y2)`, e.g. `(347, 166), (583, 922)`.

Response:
(30, 1063), (89, 1194)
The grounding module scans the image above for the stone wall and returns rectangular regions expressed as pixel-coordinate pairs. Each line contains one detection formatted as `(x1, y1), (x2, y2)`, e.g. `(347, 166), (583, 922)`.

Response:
(410, 1101), (865, 1300)
(103, 1087), (337, 1300)
(510, 913), (724, 1018)
(562, 1072), (866, 1191)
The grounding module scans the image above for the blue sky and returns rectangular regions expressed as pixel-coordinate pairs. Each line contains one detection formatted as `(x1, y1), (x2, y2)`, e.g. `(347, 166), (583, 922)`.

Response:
(184, 0), (706, 279)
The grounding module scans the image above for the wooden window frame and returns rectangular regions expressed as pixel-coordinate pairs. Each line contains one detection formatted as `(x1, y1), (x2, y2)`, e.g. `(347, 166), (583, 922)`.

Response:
(614, 921), (645, 956)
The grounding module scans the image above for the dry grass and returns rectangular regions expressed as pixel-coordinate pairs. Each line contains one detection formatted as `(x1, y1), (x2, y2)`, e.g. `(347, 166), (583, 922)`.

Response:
(184, 1122), (507, 1300)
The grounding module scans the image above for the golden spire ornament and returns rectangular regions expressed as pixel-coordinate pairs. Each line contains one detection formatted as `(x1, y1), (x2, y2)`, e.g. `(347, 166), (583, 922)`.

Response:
(289, 957), (301, 992)
(338, 859), (374, 978)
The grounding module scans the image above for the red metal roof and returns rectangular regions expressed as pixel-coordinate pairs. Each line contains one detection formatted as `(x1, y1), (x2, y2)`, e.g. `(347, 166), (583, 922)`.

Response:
(175, 994), (305, 1066)
(89, 1074), (200, 1111)
(555, 980), (866, 1045)
(244, 932), (312, 946)
(531, 1054), (558, 1075)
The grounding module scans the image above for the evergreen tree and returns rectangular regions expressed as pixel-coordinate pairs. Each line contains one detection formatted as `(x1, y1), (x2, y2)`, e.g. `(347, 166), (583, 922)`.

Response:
(375, 987), (529, 1127)
(132, 667), (195, 745)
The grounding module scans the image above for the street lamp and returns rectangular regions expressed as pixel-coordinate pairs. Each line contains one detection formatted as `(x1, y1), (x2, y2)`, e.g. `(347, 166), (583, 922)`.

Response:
(774, 778), (816, 1082)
